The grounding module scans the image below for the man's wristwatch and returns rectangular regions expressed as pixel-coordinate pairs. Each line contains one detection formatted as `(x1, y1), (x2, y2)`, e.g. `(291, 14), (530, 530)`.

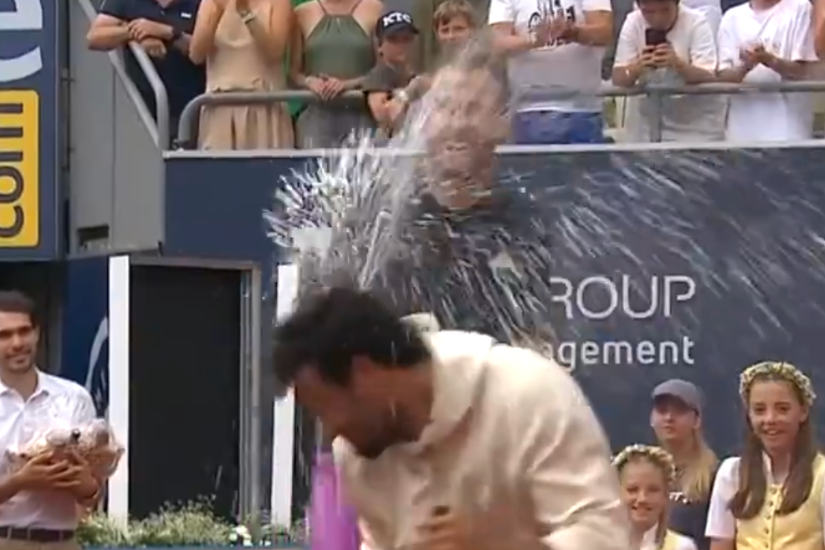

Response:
(168, 27), (182, 44)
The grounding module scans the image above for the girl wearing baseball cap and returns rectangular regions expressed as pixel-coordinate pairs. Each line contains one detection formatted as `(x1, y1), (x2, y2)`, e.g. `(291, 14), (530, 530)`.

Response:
(651, 379), (718, 550)
(706, 362), (823, 550)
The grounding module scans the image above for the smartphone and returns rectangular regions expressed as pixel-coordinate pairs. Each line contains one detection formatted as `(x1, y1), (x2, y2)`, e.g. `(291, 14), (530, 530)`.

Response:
(644, 28), (668, 46)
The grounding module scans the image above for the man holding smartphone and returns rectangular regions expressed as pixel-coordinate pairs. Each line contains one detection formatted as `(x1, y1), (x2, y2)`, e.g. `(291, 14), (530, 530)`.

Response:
(611, 0), (723, 141)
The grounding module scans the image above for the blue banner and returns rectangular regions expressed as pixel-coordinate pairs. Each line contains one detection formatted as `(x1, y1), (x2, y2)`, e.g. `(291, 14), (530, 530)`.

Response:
(61, 257), (110, 415)
(163, 147), (825, 452)
(0, 0), (59, 260)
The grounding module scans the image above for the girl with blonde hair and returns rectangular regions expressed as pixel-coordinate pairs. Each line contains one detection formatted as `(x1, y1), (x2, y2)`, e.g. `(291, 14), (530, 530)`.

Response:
(706, 361), (824, 550)
(615, 444), (698, 550)
(651, 379), (719, 550)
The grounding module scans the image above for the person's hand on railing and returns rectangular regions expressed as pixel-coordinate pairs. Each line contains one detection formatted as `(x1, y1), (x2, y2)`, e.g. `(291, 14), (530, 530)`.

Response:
(139, 38), (167, 59)
(321, 75), (347, 99)
(306, 76), (337, 101)
(127, 18), (171, 42)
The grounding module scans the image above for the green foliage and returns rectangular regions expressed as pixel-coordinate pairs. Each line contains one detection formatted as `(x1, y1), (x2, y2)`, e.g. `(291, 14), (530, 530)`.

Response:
(76, 512), (131, 547)
(130, 501), (234, 547)
(76, 499), (307, 547)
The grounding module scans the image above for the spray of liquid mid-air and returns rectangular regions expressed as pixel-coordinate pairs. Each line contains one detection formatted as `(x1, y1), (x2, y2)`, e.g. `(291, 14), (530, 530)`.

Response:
(266, 31), (825, 528)
(266, 33), (825, 364)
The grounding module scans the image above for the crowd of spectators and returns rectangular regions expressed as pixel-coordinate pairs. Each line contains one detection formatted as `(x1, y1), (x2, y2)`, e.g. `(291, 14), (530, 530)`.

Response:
(85, 0), (825, 148)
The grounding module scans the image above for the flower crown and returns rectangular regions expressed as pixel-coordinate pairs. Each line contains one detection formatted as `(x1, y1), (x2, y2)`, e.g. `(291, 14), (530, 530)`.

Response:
(613, 444), (676, 484)
(739, 361), (816, 406)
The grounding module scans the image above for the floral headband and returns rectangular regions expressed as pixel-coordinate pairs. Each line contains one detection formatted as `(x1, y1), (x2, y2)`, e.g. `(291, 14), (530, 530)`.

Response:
(739, 361), (816, 406)
(613, 444), (676, 484)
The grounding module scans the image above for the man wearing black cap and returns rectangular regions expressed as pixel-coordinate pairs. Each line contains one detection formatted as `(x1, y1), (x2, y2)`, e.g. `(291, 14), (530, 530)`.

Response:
(363, 11), (429, 133)
(651, 379), (717, 550)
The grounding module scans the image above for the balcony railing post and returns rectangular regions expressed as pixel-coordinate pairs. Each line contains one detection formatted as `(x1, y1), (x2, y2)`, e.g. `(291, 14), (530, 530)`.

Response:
(650, 90), (664, 142)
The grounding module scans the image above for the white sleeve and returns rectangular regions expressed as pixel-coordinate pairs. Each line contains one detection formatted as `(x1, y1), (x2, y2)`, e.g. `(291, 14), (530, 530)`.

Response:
(676, 534), (699, 550)
(690, 14), (719, 71)
(488, 0), (515, 25)
(705, 457), (740, 540)
(73, 388), (98, 424)
(613, 12), (641, 67)
(788, 0), (818, 62)
(717, 12), (739, 70)
(583, 0), (611, 13)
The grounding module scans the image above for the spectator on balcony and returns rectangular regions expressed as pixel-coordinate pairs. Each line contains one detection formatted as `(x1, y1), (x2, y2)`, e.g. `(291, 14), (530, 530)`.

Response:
(612, 0), (724, 142)
(413, 0), (487, 72)
(86, 0), (206, 143)
(717, 0), (816, 142)
(433, 0), (479, 64)
(189, 0), (294, 149)
(362, 12), (429, 137)
(290, 0), (383, 148)
(489, 0), (613, 144)
(629, 0), (721, 36)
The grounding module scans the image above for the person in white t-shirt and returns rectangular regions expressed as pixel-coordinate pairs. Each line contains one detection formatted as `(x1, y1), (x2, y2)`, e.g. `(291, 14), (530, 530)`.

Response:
(613, 0), (725, 142)
(717, 0), (817, 142)
(489, 0), (613, 144)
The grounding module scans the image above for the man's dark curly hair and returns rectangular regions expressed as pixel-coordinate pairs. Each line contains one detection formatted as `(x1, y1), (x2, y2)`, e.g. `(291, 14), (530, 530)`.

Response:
(272, 287), (432, 386)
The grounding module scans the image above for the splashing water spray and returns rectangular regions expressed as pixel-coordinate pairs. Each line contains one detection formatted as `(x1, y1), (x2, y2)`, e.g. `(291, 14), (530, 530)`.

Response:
(265, 33), (825, 550)
(265, 38), (525, 550)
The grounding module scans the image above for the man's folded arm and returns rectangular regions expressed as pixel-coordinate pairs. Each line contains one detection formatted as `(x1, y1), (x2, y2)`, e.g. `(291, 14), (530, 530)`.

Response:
(516, 352), (631, 550)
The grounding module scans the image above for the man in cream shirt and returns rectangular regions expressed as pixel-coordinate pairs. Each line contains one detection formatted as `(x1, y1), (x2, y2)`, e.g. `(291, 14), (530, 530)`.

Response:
(273, 287), (630, 550)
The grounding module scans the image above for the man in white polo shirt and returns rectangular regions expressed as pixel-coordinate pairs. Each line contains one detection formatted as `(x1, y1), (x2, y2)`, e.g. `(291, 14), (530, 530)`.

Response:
(489, 0), (612, 144)
(0, 291), (100, 550)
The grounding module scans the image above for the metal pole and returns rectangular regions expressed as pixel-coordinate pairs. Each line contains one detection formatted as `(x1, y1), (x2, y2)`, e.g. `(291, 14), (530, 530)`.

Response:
(128, 43), (169, 147)
(650, 90), (664, 142)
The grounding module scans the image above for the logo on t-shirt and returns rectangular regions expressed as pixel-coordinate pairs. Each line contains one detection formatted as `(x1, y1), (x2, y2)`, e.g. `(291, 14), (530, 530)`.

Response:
(527, 0), (578, 47)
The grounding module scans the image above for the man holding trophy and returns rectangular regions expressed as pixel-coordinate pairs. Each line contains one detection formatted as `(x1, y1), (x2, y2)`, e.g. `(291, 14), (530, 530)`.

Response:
(0, 291), (122, 550)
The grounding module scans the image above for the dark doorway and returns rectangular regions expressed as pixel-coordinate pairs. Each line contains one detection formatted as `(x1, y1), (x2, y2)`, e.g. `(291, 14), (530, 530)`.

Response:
(128, 264), (241, 521)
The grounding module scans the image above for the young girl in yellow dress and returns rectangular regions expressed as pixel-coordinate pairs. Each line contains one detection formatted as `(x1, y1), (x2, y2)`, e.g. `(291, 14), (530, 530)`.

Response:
(615, 444), (698, 550)
(706, 361), (823, 550)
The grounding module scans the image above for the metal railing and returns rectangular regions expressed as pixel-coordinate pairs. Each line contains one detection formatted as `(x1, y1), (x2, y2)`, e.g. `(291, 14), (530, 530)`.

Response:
(127, 43), (170, 147)
(72, 0), (170, 147)
(175, 80), (825, 149)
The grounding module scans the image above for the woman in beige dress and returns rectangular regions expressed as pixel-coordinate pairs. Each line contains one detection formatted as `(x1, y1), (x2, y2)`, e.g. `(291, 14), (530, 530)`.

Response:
(190, 0), (294, 150)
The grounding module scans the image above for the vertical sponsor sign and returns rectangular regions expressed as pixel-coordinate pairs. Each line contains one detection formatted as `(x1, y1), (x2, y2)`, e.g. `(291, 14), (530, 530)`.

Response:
(0, 0), (59, 259)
